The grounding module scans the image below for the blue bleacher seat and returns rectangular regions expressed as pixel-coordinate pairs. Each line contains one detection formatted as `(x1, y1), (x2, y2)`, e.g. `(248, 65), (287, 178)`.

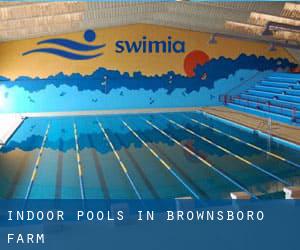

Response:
(267, 76), (300, 83)
(253, 85), (300, 96)
(259, 80), (300, 90)
(239, 93), (300, 110)
(269, 72), (300, 80)
(246, 89), (300, 103)
(225, 72), (300, 125)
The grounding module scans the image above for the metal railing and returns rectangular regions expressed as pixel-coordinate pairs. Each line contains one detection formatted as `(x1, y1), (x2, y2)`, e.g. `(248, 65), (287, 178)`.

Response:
(219, 94), (299, 123)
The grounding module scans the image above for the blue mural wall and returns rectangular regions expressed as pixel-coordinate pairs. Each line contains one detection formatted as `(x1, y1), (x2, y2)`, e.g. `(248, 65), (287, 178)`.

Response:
(0, 54), (296, 113)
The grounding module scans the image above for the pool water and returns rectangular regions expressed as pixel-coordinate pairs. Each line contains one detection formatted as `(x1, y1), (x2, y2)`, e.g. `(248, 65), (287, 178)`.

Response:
(1, 111), (300, 199)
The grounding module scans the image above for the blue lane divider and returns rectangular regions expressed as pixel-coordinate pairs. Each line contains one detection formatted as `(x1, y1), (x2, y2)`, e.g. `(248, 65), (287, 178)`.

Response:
(122, 120), (200, 200)
(73, 123), (86, 200)
(98, 121), (142, 200)
(196, 110), (300, 151)
(162, 115), (291, 187)
(25, 123), (50, 200)
(183, 113), (300, 170)
(143, 118), (258, 200)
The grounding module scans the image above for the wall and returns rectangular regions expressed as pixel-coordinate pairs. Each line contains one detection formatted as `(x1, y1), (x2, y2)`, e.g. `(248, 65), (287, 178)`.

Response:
(0, 24), (297, 113)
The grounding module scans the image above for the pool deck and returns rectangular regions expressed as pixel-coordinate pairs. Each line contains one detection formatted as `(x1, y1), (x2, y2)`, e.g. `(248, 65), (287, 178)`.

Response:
(200, 106), (300, 146)
(0, 114), (25, 149)
(20, 107), (200, 118)
(1, 106), (299, 147)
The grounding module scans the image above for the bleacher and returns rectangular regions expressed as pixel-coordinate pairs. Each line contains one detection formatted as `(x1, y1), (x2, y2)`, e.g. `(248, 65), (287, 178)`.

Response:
(223, 73), (300, 125)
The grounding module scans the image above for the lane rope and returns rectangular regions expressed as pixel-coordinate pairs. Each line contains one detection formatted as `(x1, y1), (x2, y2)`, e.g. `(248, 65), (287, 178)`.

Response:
(143, 118), (257, 199)
(187, 112), (300, 170)
(73, 123), (86, 200)
(98, 121), (142, 199)
(25, 123), (50, 200)
(122, 120), (200, 199)
(164, 116), (290, 187)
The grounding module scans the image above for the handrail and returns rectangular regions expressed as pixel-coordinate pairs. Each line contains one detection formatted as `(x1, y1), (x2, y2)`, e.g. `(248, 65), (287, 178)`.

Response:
(221, 94), (299, 123)
(234, 96), (299, 111)
(224, 71), (267, 96)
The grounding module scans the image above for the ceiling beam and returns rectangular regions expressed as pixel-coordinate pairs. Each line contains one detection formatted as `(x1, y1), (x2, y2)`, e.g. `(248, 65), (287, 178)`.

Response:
(216, 32), (300, 50)
(281, 2), (300, 19)
(0, 21), (82, 41)
(225, 21), (265, 36)
(249, 12), (300, 27)
(0, 12), (84, 31)
(273, 30), (300, 43)
(0, 2), (86, 21)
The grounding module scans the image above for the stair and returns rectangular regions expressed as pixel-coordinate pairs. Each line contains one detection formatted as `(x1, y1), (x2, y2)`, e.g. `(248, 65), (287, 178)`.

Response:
(225, 72), (300, 125)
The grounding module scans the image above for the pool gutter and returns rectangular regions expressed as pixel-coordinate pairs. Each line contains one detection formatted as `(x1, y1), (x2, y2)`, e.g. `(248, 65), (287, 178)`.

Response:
(17, 107), (200, 118)
(0, 115), (26, 150)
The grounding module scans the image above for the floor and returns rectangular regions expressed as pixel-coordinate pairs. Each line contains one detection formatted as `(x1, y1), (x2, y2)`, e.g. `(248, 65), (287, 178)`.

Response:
(19, 107), (200, 118)
(0, 107), (199, 149)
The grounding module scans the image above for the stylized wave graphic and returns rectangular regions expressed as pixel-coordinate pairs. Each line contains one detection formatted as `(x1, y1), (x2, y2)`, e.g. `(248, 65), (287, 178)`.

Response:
(37, 38), (106, 51)
(4, 54), (296, 92)
(22, 48), (103, 60)
(22, 30), (105, 60)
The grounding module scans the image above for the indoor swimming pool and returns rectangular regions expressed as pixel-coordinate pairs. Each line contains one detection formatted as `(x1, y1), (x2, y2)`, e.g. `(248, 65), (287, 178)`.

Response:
(1, 111), (300, 200)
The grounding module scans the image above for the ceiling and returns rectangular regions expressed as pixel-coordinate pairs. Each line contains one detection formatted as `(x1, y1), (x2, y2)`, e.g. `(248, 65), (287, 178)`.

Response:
(0, 1), (299, 61)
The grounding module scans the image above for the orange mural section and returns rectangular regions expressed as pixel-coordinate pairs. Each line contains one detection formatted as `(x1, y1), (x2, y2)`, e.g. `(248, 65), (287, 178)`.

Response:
(0, 23), (296, 80)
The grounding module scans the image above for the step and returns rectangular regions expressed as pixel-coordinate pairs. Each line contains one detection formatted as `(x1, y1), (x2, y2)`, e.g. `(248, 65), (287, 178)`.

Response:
(267, 76), (300, 83)
(236, 99), (298, 117)
(259, 81), (300, 89)
(247, 90), (300, 103)
(240, 93), (300, 110)
(231, 99), (299, 117)
(253, 85), (300, 96)
(227, 103), (293, 124)
(270, 73), (300, 80)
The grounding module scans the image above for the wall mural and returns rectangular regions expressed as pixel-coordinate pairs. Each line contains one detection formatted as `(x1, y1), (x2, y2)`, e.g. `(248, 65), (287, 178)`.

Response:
(0, 24), (297, 113)
(22, 30), (106, 60)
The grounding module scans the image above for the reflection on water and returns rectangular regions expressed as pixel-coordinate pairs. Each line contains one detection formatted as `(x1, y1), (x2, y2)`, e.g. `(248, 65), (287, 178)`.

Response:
(0, 112), (299, 199)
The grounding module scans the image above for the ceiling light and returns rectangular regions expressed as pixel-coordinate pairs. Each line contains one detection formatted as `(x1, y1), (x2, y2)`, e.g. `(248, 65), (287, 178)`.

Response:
(225, 21), (264, 36)
(273, 30), (300, 43)
(249, 12), (300, 27)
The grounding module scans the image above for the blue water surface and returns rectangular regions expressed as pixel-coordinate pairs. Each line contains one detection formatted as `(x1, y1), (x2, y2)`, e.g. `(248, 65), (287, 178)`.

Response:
(1, 111), (299, 199)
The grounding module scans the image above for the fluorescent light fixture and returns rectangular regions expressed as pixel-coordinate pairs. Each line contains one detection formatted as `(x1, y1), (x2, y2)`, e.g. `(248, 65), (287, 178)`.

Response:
(273, 30), (300, 43)
(249, 12), (300, 27)
(225, 21), (265, 36)
(281, 3), (300, 19)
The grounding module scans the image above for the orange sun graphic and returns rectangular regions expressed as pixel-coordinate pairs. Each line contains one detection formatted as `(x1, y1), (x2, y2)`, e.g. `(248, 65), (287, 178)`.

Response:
(184, 50), (210, 77)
